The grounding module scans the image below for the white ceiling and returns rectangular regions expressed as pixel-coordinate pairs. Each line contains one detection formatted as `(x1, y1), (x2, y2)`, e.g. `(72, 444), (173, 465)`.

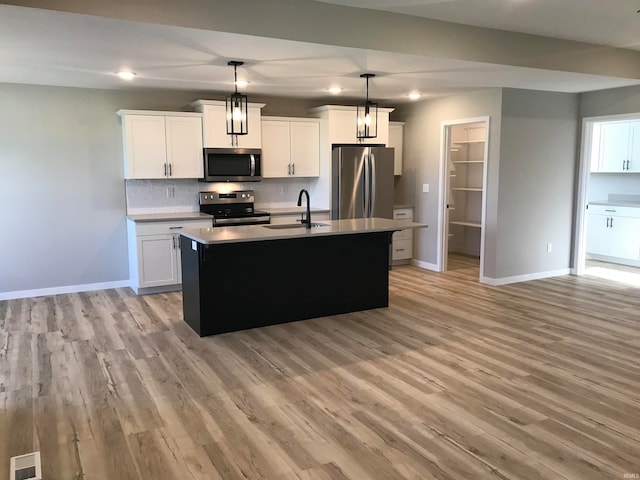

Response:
(1, 2), (640, 102)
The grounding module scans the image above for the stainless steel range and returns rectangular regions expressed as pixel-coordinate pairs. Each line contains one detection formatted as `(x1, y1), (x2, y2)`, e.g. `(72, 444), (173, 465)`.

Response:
(199, 190), (270, 227)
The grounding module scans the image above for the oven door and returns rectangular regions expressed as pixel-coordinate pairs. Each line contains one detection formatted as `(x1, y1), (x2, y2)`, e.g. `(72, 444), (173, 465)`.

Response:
(203, 148), (262, 182)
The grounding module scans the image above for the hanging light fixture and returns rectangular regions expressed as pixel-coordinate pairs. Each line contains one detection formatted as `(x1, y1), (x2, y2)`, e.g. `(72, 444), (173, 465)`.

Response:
(226, 61), (248, 136)
(356, 73), (378, 139)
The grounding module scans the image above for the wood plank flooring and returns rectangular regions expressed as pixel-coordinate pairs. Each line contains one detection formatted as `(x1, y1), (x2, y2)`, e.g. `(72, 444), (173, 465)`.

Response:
(1, 255), (639, 479)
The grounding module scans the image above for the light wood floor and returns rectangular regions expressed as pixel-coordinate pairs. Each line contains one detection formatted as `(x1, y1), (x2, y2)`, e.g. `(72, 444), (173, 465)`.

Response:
(2, 256), (639, 479)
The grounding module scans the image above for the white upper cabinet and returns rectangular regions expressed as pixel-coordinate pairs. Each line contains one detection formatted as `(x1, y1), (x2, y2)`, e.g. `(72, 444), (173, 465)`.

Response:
(591, 120), (640, 173)
(118, 110), (204, 179)
(388, 121), (404, 175)
(309, 105), (393, 146)
(191, 100), (264, 149)
(261, 117), (320, 178)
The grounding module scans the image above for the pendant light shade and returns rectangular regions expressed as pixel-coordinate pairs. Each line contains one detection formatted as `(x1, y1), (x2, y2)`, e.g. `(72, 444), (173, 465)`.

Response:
(356, 73), (378, 139)
(226, 61), (248, 136)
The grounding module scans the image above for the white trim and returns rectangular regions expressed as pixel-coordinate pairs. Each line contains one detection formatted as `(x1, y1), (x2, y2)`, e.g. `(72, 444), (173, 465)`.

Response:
(411, 259), (439, 271)
(573, 117), (593, 277)
(438, 116), (490, 278)
(480, 268), (571, 286)
(0, 280), (130, 301)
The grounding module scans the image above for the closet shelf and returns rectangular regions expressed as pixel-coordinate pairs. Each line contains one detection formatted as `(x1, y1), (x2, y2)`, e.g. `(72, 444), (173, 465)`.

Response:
(452, 140), (485, 144)
(450, 221), (482, 228)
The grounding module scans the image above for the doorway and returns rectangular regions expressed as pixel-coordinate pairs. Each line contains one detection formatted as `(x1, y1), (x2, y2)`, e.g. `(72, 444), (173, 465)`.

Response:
(574, 114), (640, 286)
(438, 117), (490, 277)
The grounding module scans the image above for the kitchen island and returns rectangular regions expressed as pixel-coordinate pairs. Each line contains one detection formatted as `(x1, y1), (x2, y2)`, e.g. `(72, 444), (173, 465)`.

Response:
(179, 218), (427, 336)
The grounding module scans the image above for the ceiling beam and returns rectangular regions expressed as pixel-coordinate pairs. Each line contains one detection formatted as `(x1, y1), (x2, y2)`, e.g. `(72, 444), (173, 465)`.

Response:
(5, 0), (640, 80)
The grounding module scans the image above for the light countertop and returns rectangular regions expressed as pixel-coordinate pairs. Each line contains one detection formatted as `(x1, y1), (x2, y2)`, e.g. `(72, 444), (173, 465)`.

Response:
(127, 212), (212, 222)
(180, 218), (427, 245)
(589, 201), (640, 208)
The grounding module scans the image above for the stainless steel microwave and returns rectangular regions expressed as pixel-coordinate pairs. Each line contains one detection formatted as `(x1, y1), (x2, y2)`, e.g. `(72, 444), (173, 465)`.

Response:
(202, 148), (262, 182)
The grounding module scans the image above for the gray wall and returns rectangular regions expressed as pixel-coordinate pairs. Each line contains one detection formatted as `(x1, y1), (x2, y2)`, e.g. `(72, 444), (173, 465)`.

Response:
(393, 89), (503, 272)
(580, 84), (640, 118)
(496, 89), (579, 278)
(0, 83), (326, 295)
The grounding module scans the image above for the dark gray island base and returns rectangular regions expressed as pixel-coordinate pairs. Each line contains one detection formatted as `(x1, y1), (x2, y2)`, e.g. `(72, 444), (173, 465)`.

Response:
(180, 232), (391, 336)
(179, 218), (427, 336)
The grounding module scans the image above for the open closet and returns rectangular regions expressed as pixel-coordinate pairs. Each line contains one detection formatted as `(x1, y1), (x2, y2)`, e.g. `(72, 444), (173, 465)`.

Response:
(442, 119), (489, 273)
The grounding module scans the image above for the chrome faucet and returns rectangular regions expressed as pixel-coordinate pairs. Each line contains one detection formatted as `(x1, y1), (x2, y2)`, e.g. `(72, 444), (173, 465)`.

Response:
(297, 189), (311, 229)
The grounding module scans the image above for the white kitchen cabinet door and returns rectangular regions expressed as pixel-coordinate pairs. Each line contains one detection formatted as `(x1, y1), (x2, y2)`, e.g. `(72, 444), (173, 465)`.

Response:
(586, 214), (611, 256)
(329, 109), (359, 144)
(599, 122), (630, 172)
(261, 120), (291, 178)
(201, 104), (262, 149)
(388, 122), (404, 175)
(290, 121), (320, 177)
(629, 121), (640, 172)
(392, 207), (414, 262)
(123, 115), (167, 179)
(137, 234), (179, 287)
(165, 116), (204, 178)
(261, 118), (320, 178)
(608, 216), (640, 259)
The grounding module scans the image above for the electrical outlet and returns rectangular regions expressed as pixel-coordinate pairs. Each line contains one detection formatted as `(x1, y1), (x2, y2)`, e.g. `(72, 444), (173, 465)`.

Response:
(422, 183), (429, 193)
(547, 242), (552, 253)
(166, 186), (175, 198)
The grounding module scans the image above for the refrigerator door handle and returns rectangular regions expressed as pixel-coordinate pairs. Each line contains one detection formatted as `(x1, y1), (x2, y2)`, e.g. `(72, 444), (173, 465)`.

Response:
(369, 152), (376, 217)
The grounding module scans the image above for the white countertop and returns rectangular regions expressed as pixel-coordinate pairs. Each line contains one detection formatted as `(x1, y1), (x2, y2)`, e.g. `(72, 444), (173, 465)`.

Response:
(180, 218), (427, 245)
(589, 201), (640, 208)
(127, 212), (212, 222)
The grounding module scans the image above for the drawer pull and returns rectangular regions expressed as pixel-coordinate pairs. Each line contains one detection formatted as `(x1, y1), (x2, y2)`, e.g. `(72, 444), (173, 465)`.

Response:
(169, 226), (183, 230)
(605, 209), (616, 212)
(396, 248), (406, 252)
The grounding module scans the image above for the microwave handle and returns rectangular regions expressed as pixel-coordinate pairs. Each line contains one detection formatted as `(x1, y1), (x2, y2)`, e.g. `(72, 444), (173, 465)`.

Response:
(250, 155), (256, 176)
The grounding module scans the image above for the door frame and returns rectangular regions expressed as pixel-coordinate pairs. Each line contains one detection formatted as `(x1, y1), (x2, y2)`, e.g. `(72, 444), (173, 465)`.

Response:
(437, 116), (490, 277)
(573, 112), (640, 276)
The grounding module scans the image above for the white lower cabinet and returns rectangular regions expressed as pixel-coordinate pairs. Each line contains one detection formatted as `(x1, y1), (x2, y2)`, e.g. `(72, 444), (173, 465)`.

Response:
(392, 207), (414, 263)
(586, 205), (640, 263)
(127, 218), (212, 293)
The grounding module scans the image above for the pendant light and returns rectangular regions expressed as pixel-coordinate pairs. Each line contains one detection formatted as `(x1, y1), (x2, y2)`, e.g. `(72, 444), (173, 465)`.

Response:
(226, 61), (248, 136)
(356, 73), (378, 139)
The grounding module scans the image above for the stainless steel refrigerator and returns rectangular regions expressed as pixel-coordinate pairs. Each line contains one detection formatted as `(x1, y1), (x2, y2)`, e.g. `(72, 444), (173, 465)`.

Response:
(331, 146), (395, 220)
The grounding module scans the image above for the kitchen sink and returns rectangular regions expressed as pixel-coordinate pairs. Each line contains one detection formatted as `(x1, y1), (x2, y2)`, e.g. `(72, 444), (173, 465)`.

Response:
(263, 222), (329, 230)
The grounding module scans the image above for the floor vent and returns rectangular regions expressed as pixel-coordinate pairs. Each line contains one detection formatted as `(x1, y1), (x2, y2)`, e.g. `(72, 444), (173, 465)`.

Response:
(9, 452), (42, 480)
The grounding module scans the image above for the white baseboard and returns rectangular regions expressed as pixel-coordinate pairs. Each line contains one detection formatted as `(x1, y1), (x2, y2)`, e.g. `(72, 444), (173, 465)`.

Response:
(481, 268), (571, 286)
(0, 280), (130, 301)
(411, 259), (440, 271)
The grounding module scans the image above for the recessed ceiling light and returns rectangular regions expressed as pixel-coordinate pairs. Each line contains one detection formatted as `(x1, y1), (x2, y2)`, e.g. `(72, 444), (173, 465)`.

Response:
(235, 80), (249, 88)
(116, 71), (136, 80)
(408, 92), (422, 100)
(328, 87), (343, 94)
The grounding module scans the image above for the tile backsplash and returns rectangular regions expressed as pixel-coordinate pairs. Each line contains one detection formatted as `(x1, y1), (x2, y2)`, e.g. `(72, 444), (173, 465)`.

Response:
(125, 178), (315, 214)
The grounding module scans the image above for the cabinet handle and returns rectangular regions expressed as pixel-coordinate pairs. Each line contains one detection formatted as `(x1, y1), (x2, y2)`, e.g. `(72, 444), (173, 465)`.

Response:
(396, 213), (407, 216)
(606, 217), (610, 228)
(627, 160), (631, 170)
(287, 164), (291, 175)
(177, 235), (181, 250)
(396, 248), (406, 252)
(169, 226), (183, 230)
(164, 163), (168, 176)
(610, 217), (613, 228)
(172, 236), (176, 249)
(168, 163), (172, 176)
(605, 209), (616, 212)
(292, 163), (295, 175)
